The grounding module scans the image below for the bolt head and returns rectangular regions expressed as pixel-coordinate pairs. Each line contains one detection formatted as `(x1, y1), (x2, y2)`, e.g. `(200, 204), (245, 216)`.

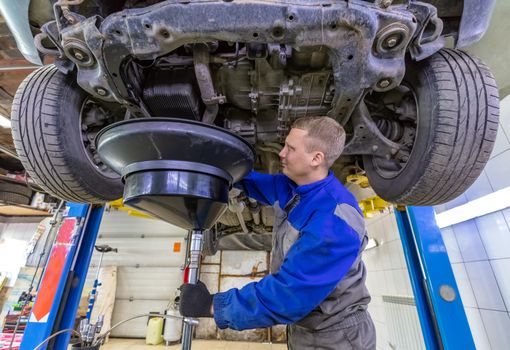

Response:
(381, 0), (392, 8)
(96, 88), (107, 96)
(439, 285), (456, 302)
(386, 37), (398, 48)
(74, 51), (84, 61)
(377, 79), (391, 89)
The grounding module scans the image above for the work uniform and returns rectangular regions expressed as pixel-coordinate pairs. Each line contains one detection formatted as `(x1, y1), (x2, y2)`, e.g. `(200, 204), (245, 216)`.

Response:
(213, 171), (376, 349)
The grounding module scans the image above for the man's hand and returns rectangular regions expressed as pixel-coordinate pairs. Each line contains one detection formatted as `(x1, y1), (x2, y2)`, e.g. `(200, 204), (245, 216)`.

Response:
(179, 281), (214, 318)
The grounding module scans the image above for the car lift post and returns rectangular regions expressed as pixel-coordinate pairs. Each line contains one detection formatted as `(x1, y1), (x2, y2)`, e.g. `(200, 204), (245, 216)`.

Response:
(395, 206), (475, 350)
(20, 203), (104, 350)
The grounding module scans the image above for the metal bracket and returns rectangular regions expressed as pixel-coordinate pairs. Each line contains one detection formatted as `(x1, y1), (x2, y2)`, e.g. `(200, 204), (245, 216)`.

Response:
(408, 2), (445, 61)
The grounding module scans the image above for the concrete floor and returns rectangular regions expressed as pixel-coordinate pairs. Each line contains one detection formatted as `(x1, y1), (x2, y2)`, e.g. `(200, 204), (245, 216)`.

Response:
(101, 338), (287, 349)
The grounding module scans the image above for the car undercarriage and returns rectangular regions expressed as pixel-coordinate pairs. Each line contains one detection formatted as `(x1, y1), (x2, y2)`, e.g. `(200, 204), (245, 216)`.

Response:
(1, 0), (500, 239)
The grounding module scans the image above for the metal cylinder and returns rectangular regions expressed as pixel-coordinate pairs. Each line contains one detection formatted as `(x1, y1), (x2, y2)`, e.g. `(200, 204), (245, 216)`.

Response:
(181, 230), (203, 350)
(248, 198), (261, 225)
(95, 253), (104, 281)
(188, 230), (203, 284)
(182, 328), (192, 349)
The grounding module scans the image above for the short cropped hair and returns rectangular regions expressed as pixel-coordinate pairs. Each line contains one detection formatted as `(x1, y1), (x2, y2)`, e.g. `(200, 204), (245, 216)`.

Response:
(291, 116), (346, 168)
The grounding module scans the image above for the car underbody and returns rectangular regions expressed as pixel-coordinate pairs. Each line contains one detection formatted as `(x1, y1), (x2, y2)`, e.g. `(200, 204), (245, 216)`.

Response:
(47, 0), (437, 157)
(2, 0), (501, 241)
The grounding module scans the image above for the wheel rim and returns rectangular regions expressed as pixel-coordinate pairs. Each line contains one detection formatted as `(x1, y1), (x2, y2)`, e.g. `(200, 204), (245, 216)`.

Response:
(367, 83), (419, 179)
(79, 99), (121, 180)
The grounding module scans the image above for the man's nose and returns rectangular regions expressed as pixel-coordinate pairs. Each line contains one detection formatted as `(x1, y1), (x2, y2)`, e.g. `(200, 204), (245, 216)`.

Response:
(279, 148), (286, 159)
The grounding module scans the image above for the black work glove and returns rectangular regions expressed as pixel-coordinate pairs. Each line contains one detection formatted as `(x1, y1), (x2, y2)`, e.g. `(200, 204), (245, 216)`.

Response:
(179, 281), (214, 318)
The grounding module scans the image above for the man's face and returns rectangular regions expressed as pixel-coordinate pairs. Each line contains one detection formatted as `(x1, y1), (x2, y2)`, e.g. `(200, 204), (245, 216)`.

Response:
(279, 128), (318, 182)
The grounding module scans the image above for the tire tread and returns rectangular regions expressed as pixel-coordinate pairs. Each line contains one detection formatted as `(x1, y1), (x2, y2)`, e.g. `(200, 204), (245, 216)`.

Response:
(396, 49), (499, 205)
(11, 65), (122, 203)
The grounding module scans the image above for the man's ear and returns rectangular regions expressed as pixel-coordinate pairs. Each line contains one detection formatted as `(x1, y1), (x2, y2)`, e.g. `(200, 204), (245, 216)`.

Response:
(311, 151), (325, 167)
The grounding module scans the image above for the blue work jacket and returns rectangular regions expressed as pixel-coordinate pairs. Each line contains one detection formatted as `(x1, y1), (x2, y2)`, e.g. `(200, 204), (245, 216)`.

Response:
(212, 170), (368, 330)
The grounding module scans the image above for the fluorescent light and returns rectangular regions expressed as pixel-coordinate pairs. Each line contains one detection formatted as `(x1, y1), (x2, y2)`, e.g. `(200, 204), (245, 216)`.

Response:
(435, 186), (510, 228)
(0, 114), (11, 128)
(364, 238), (379, 251)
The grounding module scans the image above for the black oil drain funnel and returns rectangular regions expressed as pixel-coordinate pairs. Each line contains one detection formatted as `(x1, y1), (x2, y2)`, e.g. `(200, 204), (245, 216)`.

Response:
(96, 118), (255, 350)
(96, 118), (255, 230)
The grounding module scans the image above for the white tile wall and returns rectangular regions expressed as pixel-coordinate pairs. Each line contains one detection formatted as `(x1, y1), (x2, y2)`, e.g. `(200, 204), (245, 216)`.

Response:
(451, 263), (478, 308)
(1, 222), (40, 241)
(503, 207), (510, 225)
(491, 124), (510, 158)
(464, 171), (494, 202)
(436, 95), (510, 348)
(465, 261), (506, 311)
(388, 241), (403, 270)
(489, 259), (510, 311)
(464, 308), (491, 350)
(490, 97), (510, 159)
(484, 151), (510, 191)
(0, 222), (41, 287)
(475, 212), (510, 260)
(384, 270), (396, 295)
(434, 204), (447, 214)
(496, 95), (510, 154)
(441, 227), (463, 263)
(444, 193), (468, 210)
(395, 269), (410, 296)
(363, 210), (424, 350)
(452, 220), (487, 262)
(479, 310), (510, 349)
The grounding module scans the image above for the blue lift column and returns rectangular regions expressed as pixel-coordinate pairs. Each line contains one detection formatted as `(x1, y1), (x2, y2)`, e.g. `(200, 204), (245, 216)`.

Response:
(21, 203), (104, 350)
(395, 206), (475, 350)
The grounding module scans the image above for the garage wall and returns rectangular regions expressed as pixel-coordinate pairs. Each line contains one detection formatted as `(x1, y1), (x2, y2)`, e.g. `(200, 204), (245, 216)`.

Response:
(362, 211), (425, 350)
(0, 220), (42, 286)
(85, 209), (187, 338)
(467, 0), (510, 98)
(197, 250), (287, 342)
(432, 95), (510, 350)
(0, 218), (48, 327)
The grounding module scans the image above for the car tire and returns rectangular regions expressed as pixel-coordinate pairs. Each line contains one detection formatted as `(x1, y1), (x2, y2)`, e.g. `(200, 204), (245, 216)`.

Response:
(0, 181), (33, 205)
(364, 49), (499, 205)
(11, 65), (123, 203)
